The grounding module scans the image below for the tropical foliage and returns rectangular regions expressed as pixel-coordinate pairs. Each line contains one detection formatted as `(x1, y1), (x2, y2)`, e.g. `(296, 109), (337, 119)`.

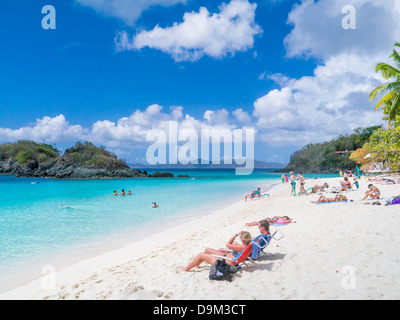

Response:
(280, 126), (381, 173)
(357, 127), (400, 171)
(62, 142), (130, 170)
(0, 141), (59, 168)
(369, 43), (400, 129)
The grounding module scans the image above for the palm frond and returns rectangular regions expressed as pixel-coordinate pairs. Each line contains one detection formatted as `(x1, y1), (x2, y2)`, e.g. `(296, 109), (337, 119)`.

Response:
(375, 62), (400, 80)
(389, 94), (400, 120)
(374, 90), (396, 111)
(369, 83), (393, 101)
(390, 46), (400, 69)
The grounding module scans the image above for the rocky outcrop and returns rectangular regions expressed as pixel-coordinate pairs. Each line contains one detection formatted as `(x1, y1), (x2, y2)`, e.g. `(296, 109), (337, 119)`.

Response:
(0, 141), (156, 179)
(148, 171), (175, 178)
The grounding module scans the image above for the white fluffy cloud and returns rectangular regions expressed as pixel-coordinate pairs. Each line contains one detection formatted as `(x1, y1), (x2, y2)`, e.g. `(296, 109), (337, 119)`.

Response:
(76, 0), (187, 26)
(252, 0), (399, 146)
(0, 115), (87, 144)
(0, 105), (247, 152)
(116, 0), (262, 61)
(284, 0), (400, 60)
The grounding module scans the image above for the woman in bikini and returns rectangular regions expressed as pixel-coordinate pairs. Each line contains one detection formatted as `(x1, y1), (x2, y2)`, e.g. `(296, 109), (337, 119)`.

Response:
(310, 194), (347, 203)
(246, 216), (294, 227)
(361, 184), (381, 201)
(298, 172), (308, 196)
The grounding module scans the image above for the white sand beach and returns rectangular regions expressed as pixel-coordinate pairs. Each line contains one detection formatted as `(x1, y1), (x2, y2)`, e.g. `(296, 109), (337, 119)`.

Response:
(1, 177), (400, 300)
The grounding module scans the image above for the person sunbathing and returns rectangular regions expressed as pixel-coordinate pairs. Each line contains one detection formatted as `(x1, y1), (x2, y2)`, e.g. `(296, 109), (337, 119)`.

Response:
(339, 177), (352, 191)
(179, 231), (252, 272)
(180, 220), (271, 271)
(243, 188), (261, 201)
(309, 182), (329, 193)
(361, 184), (381, 201)
(246, 216), (294, 227)
(310, 194), (347, 203)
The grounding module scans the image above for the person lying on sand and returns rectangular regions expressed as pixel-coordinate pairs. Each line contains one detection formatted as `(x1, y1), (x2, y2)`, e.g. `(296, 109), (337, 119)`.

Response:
(243, 188), (261, 201)
(310, 194), (347, 203)
(245, 216), (295, 227)
(361, 184), (381, 201)
(179, 231), (252, 272)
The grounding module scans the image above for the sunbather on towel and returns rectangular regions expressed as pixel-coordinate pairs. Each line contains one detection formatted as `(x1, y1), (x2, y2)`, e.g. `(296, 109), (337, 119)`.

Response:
(246, 216), (294, 227)
(361, 184), (381, 201)
(179, 231), (252, 272)
(310, 194), (347, 203)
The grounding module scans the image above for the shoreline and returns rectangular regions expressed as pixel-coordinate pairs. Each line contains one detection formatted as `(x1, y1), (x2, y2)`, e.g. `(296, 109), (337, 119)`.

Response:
(0, 178), (277, 296)
(1, 176), (400, 299)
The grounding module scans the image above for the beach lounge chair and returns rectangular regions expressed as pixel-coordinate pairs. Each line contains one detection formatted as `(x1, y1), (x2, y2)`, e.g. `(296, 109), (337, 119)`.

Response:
(212, 243), (254, 267)
(212, 230), (284, 266)
(252, 230), (284, 259)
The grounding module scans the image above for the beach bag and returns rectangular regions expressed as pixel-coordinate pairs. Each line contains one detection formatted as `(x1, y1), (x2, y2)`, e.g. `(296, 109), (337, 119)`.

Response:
(391, 196), (400, 205)
(209, 260), (232, 282)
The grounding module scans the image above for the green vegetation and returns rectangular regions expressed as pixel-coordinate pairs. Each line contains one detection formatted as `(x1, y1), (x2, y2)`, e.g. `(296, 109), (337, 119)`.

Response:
(369, 43), (400, 129)
(283, 43), (400, 174)
(0, 140), (59, 168)
(350, 42), (400, 173)
(280, 126), (381, 173)
(0, 141), (141, 178)
(61, 142), (130, 170)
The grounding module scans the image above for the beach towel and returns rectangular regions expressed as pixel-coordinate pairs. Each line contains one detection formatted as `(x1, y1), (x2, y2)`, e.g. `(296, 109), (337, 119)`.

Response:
(317, 201), (348, 204)
(271, 218), (292, 226)
(391, 196), (400, 205)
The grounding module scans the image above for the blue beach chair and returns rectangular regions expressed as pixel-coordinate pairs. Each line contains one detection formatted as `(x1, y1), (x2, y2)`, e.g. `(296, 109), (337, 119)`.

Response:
(251, 230), (284, 260)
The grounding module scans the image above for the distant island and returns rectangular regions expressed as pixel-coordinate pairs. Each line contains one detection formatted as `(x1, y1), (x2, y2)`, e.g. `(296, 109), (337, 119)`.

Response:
(0, 141), (174, 179)
(130, 159), (285, 170)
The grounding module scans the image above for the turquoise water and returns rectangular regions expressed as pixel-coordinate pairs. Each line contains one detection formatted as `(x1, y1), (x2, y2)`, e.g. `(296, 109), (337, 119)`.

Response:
(0, 170), (335, 291)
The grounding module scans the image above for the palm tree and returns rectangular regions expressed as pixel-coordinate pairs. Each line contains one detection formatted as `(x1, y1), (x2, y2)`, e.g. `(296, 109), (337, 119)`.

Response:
(369, 43), (400, 129)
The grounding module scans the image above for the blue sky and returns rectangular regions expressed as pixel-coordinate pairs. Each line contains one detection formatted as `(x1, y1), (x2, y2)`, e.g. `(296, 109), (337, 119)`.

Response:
(0, 0), (398, 164)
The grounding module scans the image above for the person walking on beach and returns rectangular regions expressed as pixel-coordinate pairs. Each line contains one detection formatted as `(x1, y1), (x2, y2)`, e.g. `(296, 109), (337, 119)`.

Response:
(298, 172), (308, 196)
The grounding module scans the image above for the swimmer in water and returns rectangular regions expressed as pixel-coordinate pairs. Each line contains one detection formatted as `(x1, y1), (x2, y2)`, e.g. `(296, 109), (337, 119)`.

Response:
(60, 205), (77, 209)
(152, 202), (159, 208)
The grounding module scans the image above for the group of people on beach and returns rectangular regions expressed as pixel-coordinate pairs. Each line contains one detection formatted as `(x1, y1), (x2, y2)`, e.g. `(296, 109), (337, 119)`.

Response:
(310, 180), (381, 203)
(287, 172), (308, 197)
(180, 214), (297, 272)
(179, 219), (272, 272)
